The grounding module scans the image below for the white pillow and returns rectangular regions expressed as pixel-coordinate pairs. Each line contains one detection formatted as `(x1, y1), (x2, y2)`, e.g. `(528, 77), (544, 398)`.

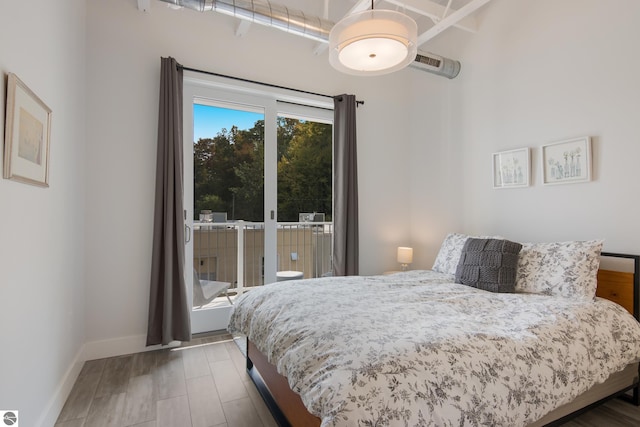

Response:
(432, 233), (470, 275)
(515, 239), (604, 300)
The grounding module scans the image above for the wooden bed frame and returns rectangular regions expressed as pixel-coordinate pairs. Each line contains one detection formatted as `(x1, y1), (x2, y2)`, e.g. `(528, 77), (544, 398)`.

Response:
(245, 252), (640, 427)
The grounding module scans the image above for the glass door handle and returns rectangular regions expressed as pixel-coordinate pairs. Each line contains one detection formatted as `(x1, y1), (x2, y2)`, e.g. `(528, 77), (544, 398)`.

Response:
(184, 209), (191, 243)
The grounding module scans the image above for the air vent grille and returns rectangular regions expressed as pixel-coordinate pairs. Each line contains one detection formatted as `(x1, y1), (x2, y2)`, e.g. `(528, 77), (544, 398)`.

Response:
(416, 55), (442, 68)
(411, 52), (461, 79)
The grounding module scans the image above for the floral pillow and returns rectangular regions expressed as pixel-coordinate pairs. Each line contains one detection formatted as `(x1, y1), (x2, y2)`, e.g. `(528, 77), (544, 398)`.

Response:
(432, 233), (471, 275)
(514, 239), (604, 299)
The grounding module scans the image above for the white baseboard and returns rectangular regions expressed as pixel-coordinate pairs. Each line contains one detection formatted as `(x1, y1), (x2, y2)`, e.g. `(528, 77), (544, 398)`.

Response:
(34, 335), (181, 427)
(36, 345), (85, 427)
(82, 334), (180, 361)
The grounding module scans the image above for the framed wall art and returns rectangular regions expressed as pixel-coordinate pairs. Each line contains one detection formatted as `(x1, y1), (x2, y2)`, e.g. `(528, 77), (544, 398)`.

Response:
(492, 147), (530, 189)
(3, 72), (52, 187)
(541, 136), (591, 185)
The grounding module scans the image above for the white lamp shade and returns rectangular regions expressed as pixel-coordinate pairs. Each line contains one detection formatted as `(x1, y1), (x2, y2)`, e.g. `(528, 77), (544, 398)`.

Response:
(329, 9), (417, 76)
(397, 247), (413, 264)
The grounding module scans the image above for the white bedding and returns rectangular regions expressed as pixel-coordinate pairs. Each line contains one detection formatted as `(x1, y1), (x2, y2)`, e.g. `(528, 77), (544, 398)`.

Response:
(228, 270), (640, 427)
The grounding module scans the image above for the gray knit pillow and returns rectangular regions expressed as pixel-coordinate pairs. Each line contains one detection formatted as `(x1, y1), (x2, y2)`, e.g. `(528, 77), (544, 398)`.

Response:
(455, 238), (523, 293)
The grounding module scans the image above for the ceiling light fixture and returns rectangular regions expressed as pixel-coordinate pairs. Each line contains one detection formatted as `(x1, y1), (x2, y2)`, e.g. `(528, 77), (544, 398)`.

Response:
(329, 0), (418, 76)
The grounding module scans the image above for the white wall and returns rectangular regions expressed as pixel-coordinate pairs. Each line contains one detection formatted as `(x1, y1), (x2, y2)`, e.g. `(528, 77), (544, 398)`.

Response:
(407, 72), (464, 269)
(83, 0), (425, 354)
(410, 0), (640, 262)
(0, 1), (87, 426)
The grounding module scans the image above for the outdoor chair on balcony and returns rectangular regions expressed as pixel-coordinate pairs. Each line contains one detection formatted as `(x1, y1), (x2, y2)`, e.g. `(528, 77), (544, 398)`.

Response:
(193, 269), (233, 308)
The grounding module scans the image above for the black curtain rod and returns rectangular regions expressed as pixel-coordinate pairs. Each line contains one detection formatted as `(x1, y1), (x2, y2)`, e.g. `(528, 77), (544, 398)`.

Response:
(179, 65), (364, 107)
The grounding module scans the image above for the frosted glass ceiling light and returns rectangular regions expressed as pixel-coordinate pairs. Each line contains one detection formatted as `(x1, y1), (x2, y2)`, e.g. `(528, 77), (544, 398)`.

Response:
(329, 5), (417, 76)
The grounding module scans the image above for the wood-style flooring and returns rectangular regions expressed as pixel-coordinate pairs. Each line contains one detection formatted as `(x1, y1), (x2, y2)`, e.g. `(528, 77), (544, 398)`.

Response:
(55, 332), (277, 427)
(55, 332), (640, 427)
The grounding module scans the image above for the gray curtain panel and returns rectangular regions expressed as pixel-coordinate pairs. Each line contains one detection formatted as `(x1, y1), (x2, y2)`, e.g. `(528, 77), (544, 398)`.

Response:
(333, 94), (359, 276)
(146, 57), (191, 346)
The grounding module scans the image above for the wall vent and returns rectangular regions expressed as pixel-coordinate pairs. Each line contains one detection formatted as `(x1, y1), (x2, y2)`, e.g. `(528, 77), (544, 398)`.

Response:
(411, 52), (461, 79)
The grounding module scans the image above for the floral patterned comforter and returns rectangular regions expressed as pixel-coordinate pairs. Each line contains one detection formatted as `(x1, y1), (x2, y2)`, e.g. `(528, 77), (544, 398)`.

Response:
(228, 270), (640, 427)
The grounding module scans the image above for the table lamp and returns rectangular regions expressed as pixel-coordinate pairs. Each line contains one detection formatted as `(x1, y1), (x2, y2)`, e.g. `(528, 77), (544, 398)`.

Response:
(397, 247), (413, 271)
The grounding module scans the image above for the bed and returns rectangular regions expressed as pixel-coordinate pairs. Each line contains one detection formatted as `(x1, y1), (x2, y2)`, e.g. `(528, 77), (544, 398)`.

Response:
(228, 235), (640, 426)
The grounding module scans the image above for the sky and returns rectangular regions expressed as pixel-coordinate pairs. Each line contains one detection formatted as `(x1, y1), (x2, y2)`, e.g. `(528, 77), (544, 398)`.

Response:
(193, 103), (263, 142)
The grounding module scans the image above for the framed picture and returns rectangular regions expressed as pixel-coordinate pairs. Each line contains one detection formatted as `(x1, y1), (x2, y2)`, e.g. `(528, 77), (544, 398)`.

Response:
(492, 147), (530, 189)
(541, 136), (591, 185)
(3, 73), (52, 187)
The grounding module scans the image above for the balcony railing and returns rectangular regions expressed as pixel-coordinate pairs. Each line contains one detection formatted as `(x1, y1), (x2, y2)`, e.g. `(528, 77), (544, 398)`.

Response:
(193, 221), (333, 296)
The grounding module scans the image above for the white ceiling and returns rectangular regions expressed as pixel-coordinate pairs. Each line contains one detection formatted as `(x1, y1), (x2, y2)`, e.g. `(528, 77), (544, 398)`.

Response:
(272, 0), (493, 47)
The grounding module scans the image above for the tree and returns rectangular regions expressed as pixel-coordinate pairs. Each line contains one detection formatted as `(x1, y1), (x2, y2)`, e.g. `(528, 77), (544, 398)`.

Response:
(277, 120), (332, 221)
(193, 131), (237, 219)
(232, 141), (264, 221)
(193, 117), (332, 223)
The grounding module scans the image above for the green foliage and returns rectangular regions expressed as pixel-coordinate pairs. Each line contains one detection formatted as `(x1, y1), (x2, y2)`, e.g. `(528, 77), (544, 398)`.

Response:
(193, 116), (332, 222)
(277, 120), (332, 221)
(231, 140), (264, 221)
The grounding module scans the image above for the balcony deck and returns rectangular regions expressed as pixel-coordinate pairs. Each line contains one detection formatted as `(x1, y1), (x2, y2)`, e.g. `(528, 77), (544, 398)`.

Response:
(192, 221), (333, 310)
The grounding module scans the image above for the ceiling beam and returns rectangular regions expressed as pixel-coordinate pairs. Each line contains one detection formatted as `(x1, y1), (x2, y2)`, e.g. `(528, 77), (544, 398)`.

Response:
(348, 0), (374, 15)
(313, 42), (328, 55)
(323, 0), (330, 19)
(137, 0), (150, 12)
(235, 19), (252, 37)
(311, 0), (369, 54)
(417, 0), (493, 46)
(385, 0), (478, 33)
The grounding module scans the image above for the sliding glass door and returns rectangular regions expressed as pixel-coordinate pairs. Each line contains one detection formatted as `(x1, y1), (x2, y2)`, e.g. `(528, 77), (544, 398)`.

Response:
(184, 76), (333, 334)
(276, 105), (334, 279)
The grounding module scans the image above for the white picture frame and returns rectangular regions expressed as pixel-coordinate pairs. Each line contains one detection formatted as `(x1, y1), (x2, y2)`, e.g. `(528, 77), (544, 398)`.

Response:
(492, 147), (530, 189)
(541, 136), (591, 185)
(3, 73), (52, 187)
